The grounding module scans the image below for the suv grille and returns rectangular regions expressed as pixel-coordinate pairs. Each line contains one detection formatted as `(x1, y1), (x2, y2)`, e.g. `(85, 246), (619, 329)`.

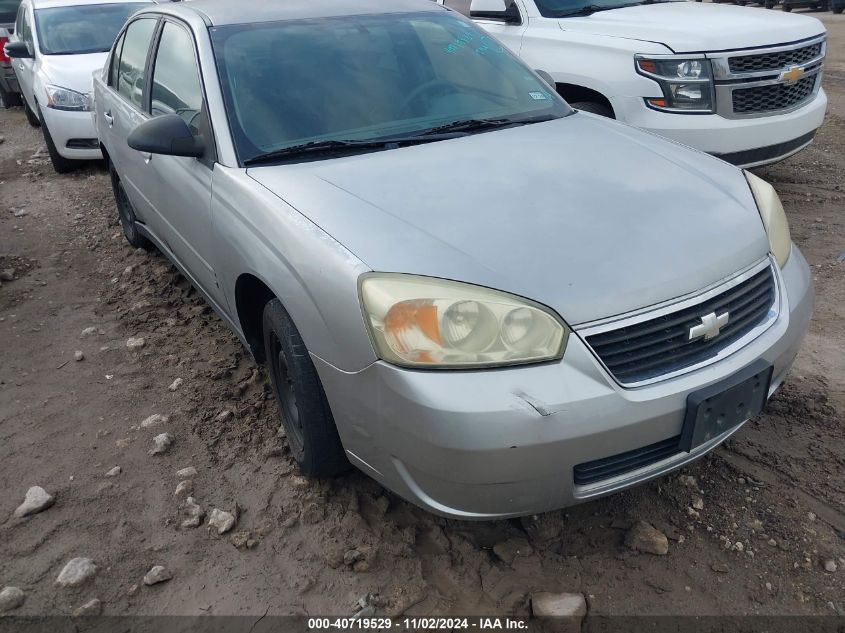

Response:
(728, 42), (822, 74)
(586, 267), (776, 384)
(732, 76), (817, 114)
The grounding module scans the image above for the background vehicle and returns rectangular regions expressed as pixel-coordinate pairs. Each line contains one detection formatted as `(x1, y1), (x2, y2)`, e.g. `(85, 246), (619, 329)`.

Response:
(95, 0), (812, 519)
(781, 0), (828, 10)
(5, 0), (150, 171)
(440, 0), (827, 167)
(0, 0), (22, 107)
(833, 0), (844, 13)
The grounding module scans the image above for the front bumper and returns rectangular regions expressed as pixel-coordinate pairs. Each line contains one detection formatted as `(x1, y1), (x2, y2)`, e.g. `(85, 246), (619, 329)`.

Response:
(315, 248), (813, 519)
(611, 89), (827, 168)
(40, 105), (102, 160)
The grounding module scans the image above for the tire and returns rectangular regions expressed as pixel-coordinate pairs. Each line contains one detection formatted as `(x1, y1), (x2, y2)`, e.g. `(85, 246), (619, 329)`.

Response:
(109, 163), (153, 250)
(569, 101), (615, 118)
(834, 5), (844, 12)
(24, 100), (40, 127)
(262, 299), (348, 477)
(0, 84), (22, 109)
(782, 3), (792, 9)
(38, 107), (75, 174)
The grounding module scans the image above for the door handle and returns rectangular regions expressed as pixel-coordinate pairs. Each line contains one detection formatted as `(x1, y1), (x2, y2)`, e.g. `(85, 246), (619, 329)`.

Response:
(103, 110), (113, 127)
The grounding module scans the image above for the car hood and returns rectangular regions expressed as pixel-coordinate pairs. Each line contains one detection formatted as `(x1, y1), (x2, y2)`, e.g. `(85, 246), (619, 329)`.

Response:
(248, 115), (769, 325)
(39, 52), (107, 95)
(558, 2), (824, 53)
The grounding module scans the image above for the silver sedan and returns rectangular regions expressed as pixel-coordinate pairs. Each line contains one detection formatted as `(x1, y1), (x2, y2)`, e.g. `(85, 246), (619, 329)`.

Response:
(93, 0), (813, 519)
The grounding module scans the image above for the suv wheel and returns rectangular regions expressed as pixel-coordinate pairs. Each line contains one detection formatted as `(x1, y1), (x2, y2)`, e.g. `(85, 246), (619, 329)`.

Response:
(109, 163), (153, 250)
(262, 299), (348, 477)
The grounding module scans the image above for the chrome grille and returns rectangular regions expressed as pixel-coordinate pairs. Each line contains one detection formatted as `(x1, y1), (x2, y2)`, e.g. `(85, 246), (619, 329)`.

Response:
(732, 75), (817, 114)
(728, 42), (822, 74)
(585, 267), (776, 384)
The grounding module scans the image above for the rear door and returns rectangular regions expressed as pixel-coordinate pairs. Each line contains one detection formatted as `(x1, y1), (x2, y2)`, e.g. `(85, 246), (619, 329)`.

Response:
(142, 18), (219, 302)
(102, 15), (158, 224)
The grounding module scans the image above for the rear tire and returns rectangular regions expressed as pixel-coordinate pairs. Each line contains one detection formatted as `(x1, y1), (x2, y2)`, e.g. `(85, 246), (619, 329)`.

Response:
(782, 3), (792, 9)
(109, 163), (153, 250)
(0, 85), (22, 108)
(24, 100), (40, 127)
(262, 299), (348, 477)
(569, 101), (615, 118)
(38, 108), (75, 174)
(834, 5), (844, 12)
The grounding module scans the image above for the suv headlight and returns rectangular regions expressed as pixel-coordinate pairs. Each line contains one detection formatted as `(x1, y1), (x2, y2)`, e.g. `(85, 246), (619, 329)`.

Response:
(635, 55), (715, 113)
(359, 274), (568, 369)
(45, 84), (91, 112)
(745, 171), (791, 268)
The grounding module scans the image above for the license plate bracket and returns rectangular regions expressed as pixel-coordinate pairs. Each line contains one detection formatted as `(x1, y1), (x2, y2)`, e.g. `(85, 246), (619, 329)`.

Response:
(680, 360), (773, 453)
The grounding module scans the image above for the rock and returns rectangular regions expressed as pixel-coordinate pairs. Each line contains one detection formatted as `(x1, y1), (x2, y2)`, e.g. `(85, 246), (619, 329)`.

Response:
(105, 466), (121, 477)
(174, 480), (193, 498)
(808, 512), (817, 522)
(126, 336), (146, 349)
(711, 562), (729, 573)
(768, 538), (778, 547)
(14, 486), (55, 518)
(208, 508), (236, 535)
(344, 549), (364, 566)
(115, 437), (131, 449)
(143, 565), (173, 586)
(301, 501), (325, 524)
(56, 558), (97, 587)
(181, 497), (204, 528)
(176, 466), (197, 478)
(168, 378), (184, 392)
(72, 598), (102, 617)
(0, 269), (15, 281)
(687, 507), (700, 518)
(692, 497), (704, 510)
(215, 410), (234, 423)
(74, 350), (85, 362)
(126, 584), (140, 597)
(81, 326), (98, 337)
(678, 474), (698, 488)
(824, 559), (838, 573)
(149, 433), (174, 455)
(493, 537), (534, 565)
(140, 413), (169, 428)
(531, 592), (587, 619)
(0, 587), (25, 612)
(352, 560), (370, 573)
(625, 521), (669, 556)
(747, 519), (764, 531)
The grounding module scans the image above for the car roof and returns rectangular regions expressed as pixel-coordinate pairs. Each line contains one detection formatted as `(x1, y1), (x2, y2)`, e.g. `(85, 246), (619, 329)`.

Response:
(30, 0), (152, 9)
(154, 0), (443, 27)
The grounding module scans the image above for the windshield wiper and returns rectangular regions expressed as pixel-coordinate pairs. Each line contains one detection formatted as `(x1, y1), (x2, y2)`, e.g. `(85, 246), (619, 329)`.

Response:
(243, 134), (466, 166)
(554, 2), (642, 17)
(414, 114), (559, 137)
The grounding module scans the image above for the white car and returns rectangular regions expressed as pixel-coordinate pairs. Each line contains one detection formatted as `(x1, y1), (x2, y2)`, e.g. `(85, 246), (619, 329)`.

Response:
(5, 0), (150, 172)
(440, 0), (827, 167)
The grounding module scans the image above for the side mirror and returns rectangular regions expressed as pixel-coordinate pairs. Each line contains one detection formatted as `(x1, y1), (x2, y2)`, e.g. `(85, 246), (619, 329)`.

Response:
(470, 0), (521, 23)
(127, 114), (204, 158)
(4, 41), (33, 59)
(535, 70), (556, 90)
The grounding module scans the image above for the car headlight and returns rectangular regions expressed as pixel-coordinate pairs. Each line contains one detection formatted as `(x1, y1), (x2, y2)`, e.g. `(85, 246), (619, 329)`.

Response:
(635, 56), (714, 113)
(745, 171), (791, 268)
(45, 84), (91, 112)
(359, 274), (568, 369)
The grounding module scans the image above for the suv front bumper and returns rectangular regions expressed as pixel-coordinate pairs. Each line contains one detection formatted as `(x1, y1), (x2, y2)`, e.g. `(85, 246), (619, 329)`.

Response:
(612, 89), (827, 168)
(315, 247), (813, 519)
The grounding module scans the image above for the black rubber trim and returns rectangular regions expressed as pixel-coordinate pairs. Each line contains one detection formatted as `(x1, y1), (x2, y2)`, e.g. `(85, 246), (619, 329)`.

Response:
(713, 129), (817, 166)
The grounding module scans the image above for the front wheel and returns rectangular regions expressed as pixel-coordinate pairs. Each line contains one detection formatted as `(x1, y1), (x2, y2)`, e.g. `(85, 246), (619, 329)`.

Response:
(38, 108), (75, 174)
(569, 101), (615, 118)
(262, 299), (348, 477)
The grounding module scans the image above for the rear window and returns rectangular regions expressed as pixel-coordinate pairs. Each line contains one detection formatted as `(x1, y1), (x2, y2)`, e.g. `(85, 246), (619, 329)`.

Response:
(0, 0), (21, 26)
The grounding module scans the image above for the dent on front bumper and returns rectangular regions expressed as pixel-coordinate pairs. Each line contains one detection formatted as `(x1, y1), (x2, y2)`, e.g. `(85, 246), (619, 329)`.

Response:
(314, 248), (813, 519)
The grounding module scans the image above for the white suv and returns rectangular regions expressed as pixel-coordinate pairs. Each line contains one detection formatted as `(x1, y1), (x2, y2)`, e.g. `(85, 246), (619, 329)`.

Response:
(441, 0), (827, 167)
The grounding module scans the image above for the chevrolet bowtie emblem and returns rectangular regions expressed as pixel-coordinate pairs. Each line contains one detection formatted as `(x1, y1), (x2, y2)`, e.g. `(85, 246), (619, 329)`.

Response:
(688, 311), (730, 342)
(779, 66), (805, 84)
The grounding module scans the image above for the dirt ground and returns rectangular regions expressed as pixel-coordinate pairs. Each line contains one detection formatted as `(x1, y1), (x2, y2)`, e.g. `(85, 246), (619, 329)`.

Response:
(1, 10), (843, 625)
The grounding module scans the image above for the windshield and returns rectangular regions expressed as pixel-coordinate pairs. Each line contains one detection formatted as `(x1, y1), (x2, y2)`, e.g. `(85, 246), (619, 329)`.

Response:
(34, 3), (148, 55)
(535, 0), (681, 17)
(0, 0), (21, 25)
(210, 12), (569, 164)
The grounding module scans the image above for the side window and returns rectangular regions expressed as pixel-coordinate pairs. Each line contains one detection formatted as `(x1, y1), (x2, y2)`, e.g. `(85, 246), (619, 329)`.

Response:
(116, 17), (156, 108)
(150, 22), (204, 134)
(442, 0), (471, 16)
(109, 31), (125, 88)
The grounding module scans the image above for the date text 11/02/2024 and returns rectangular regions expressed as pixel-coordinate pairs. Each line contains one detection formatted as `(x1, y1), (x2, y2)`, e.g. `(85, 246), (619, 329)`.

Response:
(307, 617), (531, 630)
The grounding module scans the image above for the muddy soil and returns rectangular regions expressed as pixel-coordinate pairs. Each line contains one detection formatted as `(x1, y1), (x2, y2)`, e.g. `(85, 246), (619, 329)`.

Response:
(1, 12), (843, 623)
